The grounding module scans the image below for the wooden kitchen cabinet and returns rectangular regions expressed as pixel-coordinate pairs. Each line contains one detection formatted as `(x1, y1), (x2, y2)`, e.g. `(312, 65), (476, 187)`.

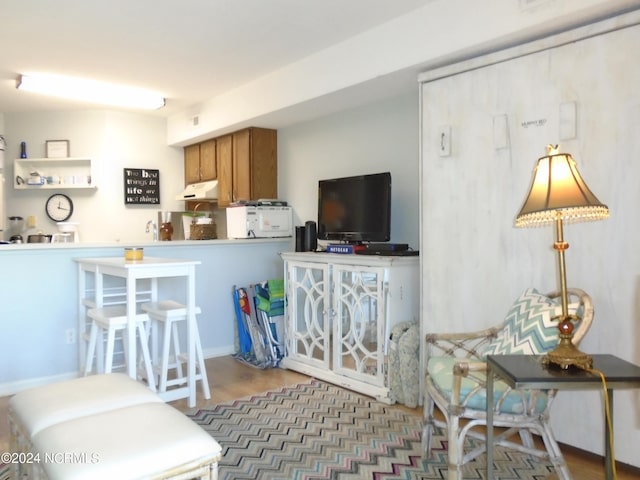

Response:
(216, 127), (277, 207)
(184, 127), (277, 207)
(184, 139), (216, 184)
(216, 134), (233, 206)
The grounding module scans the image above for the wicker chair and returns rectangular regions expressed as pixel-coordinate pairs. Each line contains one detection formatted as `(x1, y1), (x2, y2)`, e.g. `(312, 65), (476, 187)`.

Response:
(422, 288), (593, 480)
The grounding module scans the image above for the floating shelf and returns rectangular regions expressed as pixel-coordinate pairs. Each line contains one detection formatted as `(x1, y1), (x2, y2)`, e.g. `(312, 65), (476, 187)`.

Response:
(14, 157), (96, 190)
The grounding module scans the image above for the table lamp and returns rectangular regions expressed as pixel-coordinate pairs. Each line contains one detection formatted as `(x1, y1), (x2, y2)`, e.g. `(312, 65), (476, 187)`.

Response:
(515, 145), (608, 369)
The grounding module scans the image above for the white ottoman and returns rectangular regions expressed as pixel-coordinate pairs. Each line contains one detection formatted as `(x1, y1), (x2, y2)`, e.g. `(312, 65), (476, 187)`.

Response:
(8, 373), (161, 479)
(31, 402), (222, 480)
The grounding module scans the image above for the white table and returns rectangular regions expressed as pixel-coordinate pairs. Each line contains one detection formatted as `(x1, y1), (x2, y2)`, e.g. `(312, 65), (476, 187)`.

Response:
(75, 256), (201, 407)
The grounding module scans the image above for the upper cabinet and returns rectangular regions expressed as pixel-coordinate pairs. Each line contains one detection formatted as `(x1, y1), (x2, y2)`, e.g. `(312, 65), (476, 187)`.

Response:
(184, 138), (216, 184)
(230, 128), (277, 206)
(14, 157), (95, 189)
(216, 134), (233, 206)
(184, 127), (277, 207)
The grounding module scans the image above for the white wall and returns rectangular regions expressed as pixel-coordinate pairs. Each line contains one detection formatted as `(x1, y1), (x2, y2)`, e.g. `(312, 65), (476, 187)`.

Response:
(3, 110), (184, 243)
(167, 0), (640, 145)
(277, 92), (420, 249)
(420, 13), (640, 466)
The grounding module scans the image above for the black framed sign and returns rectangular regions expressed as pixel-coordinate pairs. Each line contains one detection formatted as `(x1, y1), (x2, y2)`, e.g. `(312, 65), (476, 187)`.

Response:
(124, 168), (160, 204)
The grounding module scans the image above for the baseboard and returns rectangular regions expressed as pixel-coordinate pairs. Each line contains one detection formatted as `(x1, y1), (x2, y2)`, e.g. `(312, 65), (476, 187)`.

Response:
(202, 345), (235, 359)
(0, 345), (236, 397)
(0, 372), (79, 397)
(559, 441), (640, 475)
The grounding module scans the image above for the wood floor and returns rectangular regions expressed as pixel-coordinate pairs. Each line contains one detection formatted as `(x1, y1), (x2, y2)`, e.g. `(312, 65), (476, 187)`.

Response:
(1, 355), (637, 480)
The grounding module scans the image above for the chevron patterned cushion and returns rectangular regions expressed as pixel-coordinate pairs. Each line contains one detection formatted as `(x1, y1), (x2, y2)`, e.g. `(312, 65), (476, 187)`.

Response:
(482, 288), (561, 357)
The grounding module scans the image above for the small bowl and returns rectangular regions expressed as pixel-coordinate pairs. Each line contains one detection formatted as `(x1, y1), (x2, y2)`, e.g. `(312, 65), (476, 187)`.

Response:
(124, 247), (144, 261)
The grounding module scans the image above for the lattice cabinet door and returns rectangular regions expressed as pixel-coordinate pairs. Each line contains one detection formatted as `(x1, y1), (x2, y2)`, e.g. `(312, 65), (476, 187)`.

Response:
(331, 264), (387, 386)
(283, 260), (330, 370)
(281, 252), (418, 403)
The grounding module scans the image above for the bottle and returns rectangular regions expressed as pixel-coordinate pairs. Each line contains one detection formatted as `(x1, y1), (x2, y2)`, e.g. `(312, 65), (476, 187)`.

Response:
(20, 141), (27, 158)
(160, 222), (173, 241)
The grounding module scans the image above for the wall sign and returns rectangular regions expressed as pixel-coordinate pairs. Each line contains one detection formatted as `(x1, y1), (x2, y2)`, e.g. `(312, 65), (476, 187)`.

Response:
(124, 168), (160, 204)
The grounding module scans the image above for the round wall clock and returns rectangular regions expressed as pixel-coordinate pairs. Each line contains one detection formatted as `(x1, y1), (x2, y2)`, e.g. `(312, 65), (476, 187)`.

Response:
(45, 193), (74, 222)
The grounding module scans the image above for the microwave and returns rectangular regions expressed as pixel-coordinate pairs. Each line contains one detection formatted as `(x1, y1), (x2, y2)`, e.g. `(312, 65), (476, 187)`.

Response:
(226, 205), (293, 239)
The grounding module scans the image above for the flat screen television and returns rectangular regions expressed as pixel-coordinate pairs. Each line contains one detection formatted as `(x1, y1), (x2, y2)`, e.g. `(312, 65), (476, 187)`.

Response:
(317, 172), (391, 243)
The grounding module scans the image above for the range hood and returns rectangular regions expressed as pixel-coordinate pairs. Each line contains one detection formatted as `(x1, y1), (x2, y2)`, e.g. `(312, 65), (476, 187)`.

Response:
(176, 180), (218, 201)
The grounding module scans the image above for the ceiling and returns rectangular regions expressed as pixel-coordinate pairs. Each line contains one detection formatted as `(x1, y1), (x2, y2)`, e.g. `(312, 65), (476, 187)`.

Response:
(0, 0), (432, 118)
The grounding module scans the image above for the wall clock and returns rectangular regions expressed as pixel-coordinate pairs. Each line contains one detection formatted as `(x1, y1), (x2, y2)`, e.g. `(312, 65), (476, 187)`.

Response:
(45, 193), (74, 222)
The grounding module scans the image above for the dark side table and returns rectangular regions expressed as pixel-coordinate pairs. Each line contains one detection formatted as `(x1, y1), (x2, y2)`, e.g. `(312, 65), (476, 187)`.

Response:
(486, 354), (640, 480)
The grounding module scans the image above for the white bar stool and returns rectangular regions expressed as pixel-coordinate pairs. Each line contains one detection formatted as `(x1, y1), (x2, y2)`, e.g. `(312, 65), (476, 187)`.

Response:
(80, 285), (155, 374)
(142, 300), (210, 399)
(84, 305), (156, 391)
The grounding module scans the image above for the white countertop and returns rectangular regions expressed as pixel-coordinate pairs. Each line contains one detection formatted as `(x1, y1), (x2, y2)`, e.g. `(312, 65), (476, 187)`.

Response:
(0, 237), (292, 252)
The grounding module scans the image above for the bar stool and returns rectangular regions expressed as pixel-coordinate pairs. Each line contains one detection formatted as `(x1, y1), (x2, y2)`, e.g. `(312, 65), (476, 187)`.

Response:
(79, 284), (154, 374)
(84, 305), (156, 391)
(142, 300), (210, 399)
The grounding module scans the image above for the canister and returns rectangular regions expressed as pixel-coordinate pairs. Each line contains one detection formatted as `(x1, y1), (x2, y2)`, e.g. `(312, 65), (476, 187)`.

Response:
(124, 247), (144, 261)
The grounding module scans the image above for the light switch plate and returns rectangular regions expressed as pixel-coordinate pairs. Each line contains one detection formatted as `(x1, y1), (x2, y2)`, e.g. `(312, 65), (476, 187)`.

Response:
(559, 101), (577, 140)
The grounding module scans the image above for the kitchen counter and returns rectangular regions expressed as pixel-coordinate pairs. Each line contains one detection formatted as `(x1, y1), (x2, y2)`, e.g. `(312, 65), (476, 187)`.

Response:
(0, 237), (293, 395)
(0, 237), (291, 251)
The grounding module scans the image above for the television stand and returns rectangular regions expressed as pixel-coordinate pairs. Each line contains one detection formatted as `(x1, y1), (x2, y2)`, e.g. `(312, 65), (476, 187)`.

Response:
(280, 252), (419, 403)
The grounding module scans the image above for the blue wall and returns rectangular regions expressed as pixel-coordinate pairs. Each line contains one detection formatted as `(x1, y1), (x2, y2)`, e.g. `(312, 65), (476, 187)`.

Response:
(0, 239), (290, 394)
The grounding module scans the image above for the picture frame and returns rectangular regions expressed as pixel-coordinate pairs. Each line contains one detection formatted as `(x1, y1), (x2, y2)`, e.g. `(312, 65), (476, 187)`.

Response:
(46, 140), (70, 158)
(123, 168), (160, 205)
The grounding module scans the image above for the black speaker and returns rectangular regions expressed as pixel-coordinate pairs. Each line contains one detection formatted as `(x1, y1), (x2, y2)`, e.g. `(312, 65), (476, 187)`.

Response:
(304, 221), (317, 252)
(295, 226), (306, 252)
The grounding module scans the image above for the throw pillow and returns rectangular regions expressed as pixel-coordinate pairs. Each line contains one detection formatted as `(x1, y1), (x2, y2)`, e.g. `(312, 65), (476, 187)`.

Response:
(482, 288), (561, 357)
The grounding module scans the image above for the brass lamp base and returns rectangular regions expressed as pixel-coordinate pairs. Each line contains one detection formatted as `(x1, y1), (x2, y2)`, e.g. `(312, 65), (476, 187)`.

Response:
(542, 335), (593, 370)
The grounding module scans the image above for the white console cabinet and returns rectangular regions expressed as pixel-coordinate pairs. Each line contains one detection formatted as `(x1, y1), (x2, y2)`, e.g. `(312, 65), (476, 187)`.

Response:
(280, 252), (419, 403)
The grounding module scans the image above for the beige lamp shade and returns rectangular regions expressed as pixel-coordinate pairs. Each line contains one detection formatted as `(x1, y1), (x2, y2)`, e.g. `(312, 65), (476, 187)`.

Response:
(516, 145), (609, 227)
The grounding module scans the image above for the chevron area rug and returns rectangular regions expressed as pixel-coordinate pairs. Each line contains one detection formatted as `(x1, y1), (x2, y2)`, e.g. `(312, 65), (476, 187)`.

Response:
(188, 380), (555, 480)
(0, 379), (554, 480)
